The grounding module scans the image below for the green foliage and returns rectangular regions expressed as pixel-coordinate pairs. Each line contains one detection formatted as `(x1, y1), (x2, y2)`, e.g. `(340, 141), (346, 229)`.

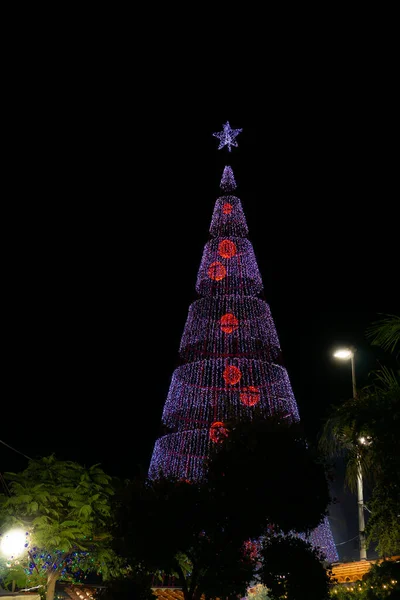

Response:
(208, 415), (332, 536)
(113, 475), (255, 600)
(367, 483), (400, 557)
(114, 416), (331, 600)
(320, 314), (400, 557)
(0, 456), (120, 599)
(319, 393), (376, 493)
(0, 560), (27, 591)
(330, 586), (362, 599)
(196, 541), (255, 600)
(362, 368), (400, 556)
(320, 372), (400, 555)
(257, 536), (331, 600)
(366, 314), (400, 354)
(361, 560), (400, 598)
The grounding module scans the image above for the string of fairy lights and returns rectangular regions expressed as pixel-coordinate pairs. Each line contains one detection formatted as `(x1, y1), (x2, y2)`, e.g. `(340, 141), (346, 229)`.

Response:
(179, 296), (281, 363)
(0, 444), (113, 587)
(0, 528), (104, 585)
(196, 237), (263, 297)
(161, 358), (300, 432)
(149, 164), (301, 479)
(148, 126), (339, 563)
(210, 194), (249, 238)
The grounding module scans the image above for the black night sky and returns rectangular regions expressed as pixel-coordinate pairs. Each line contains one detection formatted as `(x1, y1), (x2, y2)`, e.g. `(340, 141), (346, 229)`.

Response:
(2, 58), (398, 563)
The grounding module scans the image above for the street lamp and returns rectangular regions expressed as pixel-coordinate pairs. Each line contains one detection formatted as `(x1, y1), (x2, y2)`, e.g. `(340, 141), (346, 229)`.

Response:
(0, 529), (26, 558)
(0, 529), (28, 593)
(333, 347), (367, 561)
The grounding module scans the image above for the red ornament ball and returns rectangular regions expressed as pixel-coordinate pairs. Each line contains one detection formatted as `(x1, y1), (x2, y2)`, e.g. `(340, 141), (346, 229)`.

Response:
(220, 312), (239, 334)
(218, 239), (237, 259)
(223, 365), (242, 385)
(209, 421), (229, 444)
(240, 386), (260, 406)
(222, 202), (233, 215)
(207, 261), (227, 281)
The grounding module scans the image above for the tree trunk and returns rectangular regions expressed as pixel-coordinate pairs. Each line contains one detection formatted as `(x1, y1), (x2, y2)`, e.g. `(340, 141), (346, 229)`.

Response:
(174, 561), (192, 600)
(46, 573), (59, 600)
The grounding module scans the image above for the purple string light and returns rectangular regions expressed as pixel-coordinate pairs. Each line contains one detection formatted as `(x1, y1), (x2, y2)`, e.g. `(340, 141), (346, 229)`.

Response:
(209, 195), (249, 238)
(148, 164), (338, 563)
(219, 166), (237, 192)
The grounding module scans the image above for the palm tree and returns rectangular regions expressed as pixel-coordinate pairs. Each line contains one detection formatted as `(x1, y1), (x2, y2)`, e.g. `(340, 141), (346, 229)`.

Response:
(319, 314), (400, 558)
(321, 313), (399, 487)
(320, 365), (399, 487)
(319, 394), (374, 494)
(319, 388), (375, 562)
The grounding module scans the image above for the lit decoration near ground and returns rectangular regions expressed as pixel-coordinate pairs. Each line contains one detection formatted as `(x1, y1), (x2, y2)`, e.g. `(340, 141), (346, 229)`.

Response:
(209, 421), (229, 443)
(148, 144), (339, 562)
(220, 312), (239, 334)
(207, 261), (226, 281)
(223, 365), (242, 385)
(240, 386), (260, 406)
(0, 537), (103, 587)
(243, 539), (259, 561)
(24, 546), (102, 582)
(222, 202), (233, 214)
(299, 516), (339, 565)
(213, 121), (243, 152)
(218, 239), (237, 258)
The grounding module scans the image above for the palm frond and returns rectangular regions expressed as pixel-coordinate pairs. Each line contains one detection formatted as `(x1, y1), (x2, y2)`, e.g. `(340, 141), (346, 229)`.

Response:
(366, 313), (400, 353)
(371, 365), (400, 391)
(319, 416), (354, 458)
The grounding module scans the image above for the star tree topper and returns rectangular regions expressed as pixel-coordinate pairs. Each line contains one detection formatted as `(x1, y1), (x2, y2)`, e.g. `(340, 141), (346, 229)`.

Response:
(213, 121), (242, 152)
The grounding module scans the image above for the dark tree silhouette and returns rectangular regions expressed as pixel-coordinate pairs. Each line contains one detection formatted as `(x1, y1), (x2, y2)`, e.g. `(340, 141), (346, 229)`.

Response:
(258, 536), (331, 600)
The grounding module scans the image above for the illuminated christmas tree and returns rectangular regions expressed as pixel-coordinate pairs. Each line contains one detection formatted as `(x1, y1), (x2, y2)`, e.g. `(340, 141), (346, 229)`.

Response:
(149, 124), (338, 562)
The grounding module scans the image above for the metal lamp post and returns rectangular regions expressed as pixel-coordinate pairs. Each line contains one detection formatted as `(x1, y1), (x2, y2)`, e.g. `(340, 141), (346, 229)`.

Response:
(333, 347), (367, 561)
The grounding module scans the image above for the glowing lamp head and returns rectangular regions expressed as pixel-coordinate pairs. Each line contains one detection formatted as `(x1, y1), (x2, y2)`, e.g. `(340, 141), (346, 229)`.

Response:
(0, 529), (27, 558)
(333, 349), (353, 360)
(359, 436), (372, 446)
